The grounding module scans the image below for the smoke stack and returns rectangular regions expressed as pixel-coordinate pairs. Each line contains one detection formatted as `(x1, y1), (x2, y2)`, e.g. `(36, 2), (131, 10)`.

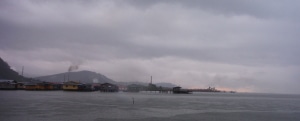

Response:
(66, 61), (82, 81)
(21, 66), (24, 81)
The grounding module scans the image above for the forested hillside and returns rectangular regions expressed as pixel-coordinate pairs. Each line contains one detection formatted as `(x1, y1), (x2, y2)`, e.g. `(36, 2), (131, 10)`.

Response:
(0, 57), (25, 81)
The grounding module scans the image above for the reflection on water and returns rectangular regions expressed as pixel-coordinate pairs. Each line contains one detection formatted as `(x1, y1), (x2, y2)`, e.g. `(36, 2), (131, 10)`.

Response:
(0, 91), (300, 121)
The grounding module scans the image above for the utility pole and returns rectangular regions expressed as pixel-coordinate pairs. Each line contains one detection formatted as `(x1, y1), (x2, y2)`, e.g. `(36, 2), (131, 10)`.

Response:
(67, 72), (70, 81)
(21, 66), (24, 76)
(21, 66), (24, 81)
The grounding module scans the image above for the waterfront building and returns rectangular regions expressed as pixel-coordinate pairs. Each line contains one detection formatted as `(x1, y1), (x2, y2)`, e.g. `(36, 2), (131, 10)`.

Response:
(0, 79), (16, 90)
(24, 82), (62, 90)
(63, 81), (81, 91)
(99, 83), (119, 92)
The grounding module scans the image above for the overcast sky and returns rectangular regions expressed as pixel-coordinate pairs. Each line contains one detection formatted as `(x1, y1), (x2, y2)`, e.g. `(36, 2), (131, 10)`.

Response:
(0, 0), (299, 94)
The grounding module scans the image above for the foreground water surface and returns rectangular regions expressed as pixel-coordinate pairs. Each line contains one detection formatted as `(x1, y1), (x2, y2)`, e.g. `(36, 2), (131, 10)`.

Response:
(0, 91), (300, 121)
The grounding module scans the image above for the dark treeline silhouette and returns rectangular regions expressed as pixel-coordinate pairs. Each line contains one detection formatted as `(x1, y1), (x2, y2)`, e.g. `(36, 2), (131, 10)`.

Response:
(0, 57), (35, 82)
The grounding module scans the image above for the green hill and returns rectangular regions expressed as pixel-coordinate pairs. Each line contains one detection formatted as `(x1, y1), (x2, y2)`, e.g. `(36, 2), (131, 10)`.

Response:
(0, 57), (26, 81)
(35, 70), (116, 84)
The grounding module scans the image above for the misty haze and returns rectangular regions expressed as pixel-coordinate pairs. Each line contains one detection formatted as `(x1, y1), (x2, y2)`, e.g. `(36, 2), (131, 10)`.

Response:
(0, 0), (300, 121)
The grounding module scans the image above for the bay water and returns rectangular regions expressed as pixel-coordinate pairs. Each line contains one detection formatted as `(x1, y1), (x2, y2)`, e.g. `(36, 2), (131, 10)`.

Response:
(0, 91), (299, 121)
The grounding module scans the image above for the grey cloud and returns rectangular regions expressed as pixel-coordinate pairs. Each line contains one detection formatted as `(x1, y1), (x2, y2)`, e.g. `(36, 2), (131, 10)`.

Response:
(1, 0), (299, 67)
(125, 0), (300, 20)
(0, 0), (299, 94)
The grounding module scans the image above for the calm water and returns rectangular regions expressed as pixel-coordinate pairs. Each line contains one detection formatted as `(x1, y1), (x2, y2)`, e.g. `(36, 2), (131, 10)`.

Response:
(0, 91), (300, 121)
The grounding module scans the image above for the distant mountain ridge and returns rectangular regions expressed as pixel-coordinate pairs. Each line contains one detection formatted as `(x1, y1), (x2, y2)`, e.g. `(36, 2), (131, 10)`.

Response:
(1, 57), (177, 87)
(35, 70), (116, 84)
(36, 70), (177, 87)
